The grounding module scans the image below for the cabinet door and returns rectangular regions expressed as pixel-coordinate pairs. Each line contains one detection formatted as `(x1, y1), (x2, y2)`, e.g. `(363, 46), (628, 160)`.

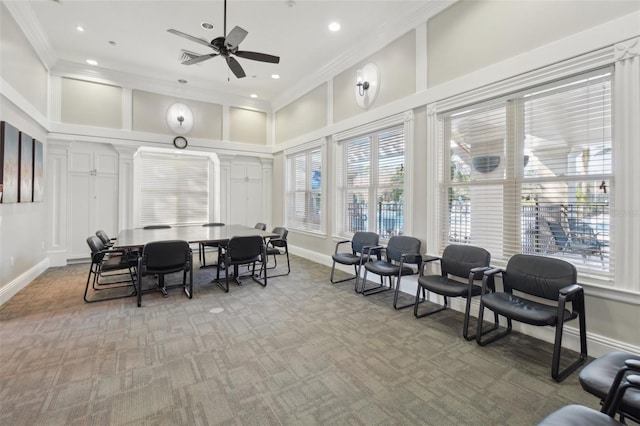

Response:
(68, 172), (93, 258)
(95, 173), (119, 241)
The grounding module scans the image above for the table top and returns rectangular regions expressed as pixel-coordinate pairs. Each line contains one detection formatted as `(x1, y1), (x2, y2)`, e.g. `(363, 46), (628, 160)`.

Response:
(114, 224), (279, 248)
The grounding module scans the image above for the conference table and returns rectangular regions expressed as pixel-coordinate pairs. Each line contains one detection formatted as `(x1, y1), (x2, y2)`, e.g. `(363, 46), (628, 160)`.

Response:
(114, 224), (278, 249)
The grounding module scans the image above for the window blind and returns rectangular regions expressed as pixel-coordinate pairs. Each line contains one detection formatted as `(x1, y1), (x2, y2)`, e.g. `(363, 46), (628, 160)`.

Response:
(441, 69), (613, 278)
(286, 147), (322, 232)
(138, 152), (209, 226)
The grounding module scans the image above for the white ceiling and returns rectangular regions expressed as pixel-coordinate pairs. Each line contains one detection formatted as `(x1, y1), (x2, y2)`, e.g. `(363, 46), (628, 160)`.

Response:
(7, 0), (452, 109)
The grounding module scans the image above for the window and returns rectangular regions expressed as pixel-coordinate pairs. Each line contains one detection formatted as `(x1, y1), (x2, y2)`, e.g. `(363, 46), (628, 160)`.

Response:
(286, 146), (322, 233)
(441, 69), (613, 278)
(336, 124), (405, 239)
(135, 149), (214, 227)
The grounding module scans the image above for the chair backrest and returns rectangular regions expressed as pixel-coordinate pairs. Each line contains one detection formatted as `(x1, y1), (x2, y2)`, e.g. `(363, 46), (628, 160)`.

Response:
(441, 244), (490, 280)
(86, 235), (107, 262)
(143, 225), (171, 229)
(546, 220), (569, 249)
(270, 227), (288, 248)
(254, 222), (267, 231)
(352, 232), (379, 254)
(504, 254), (577, 301)
(386, 236), (421, 264)
(95, 230), (111, 245)
(141, 240), (190, 271)
(227, 235), (264, 262)
(203, 222), (225, 227)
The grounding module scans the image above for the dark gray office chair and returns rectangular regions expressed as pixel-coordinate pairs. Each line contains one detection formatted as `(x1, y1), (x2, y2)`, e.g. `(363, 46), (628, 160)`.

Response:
(199, 222), (225, 266)
(136, 240), (193, 307)
(476, 254), (587, 381)
(538, 374), (640, 425)
(579, 352), (640, 423)
(84, 235), (137, 303)
(216, 235), (267, 292)
(263, 227), (290, 278)
(254, 222), (267, 231)
(361, 235), (422, 309)
(414, 244), (494, 340)
(95, 229), (116, 247)
(330, 231), (379, 292)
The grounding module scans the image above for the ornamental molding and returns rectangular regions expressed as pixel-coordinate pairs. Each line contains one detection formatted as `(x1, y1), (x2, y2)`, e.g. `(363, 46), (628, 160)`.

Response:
(615, 37), (640, 61)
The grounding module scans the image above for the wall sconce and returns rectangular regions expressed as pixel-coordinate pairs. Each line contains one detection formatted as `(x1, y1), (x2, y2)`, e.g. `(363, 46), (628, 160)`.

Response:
(166, 102), (194, 135)
(356, 69), (370, 96)
(354, 62), (380, 109)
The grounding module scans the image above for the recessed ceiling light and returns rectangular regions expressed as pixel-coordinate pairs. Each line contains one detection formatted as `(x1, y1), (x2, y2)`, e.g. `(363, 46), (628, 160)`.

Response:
(271, 74), (280, 79)
(86, 59), (98, 66)
(108, 41), (117, 46)
(201, 22), (214, 30)
(329, 22), (340, 32)
(76, 26), (84, 32)
(178, 79), (188, 84)
(250, 94), (258, 98)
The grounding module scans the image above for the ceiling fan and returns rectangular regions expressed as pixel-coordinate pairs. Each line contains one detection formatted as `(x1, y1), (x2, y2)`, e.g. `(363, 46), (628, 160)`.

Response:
(167, 0), (280, 79)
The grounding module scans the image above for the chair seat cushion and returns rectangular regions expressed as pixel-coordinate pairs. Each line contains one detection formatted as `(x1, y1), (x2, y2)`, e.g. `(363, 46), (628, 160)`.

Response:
(365, 260), (414, 277)
(537, 404), (620, 426)
(267, 247), (284, 256)
(102, 254), (136, 271)
(579, 352), (640, 421)
(332, 252), (363, 266)
(418, 275), (480, 298)
(481, 292), (571, 326)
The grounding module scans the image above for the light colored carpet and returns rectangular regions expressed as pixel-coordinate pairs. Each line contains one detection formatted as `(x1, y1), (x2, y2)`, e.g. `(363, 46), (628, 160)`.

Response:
(0, 255), (596, 425)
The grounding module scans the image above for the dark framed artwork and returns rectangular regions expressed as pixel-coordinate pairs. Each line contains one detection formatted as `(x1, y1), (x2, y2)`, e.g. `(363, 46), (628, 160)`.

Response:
(19, 131), (33, 203)
(33, 139), (43, 202)
(0, 121), (20, 203)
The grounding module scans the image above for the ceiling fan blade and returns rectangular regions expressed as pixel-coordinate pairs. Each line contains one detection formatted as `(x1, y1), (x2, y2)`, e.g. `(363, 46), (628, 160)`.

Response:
(225, 26), (248, 50)
(226, 56), (246, 79)
(234, 50), (280, 64)
(182, 53), (218, 65)
(167, 29), (214, 49)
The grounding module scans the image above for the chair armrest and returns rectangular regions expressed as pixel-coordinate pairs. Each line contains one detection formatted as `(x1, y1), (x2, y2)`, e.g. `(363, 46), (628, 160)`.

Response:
(400, 252), (422, 265)
(480, 267), (503, 294)
(559, 284), (583, 296)
(333, 239), (352, 254)
(626, 359), (640, 370)
(470, 266), (491, 274)
(419, 255), (440, 275)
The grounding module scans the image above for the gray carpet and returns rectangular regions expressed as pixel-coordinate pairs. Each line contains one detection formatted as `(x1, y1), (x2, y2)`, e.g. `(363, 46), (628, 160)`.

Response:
(0, 255), (597, 425)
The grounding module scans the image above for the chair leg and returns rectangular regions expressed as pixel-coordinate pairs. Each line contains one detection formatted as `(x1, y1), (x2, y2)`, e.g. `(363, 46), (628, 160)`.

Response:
(551, 310), (588, 382)
(476, 302), (512, 346)
(414, 288), (447, 317)
(361, 268), (391, 295)
(462, 296), (499, 341)
(330, 261), (357, 284)
(266, 251), (291, 278)
(393, 275), (415, 310)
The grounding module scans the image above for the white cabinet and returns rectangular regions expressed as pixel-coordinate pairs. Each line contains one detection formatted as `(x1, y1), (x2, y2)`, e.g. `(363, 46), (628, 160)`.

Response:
(229, 161), (264, 227)
(67, 145), (119, 259)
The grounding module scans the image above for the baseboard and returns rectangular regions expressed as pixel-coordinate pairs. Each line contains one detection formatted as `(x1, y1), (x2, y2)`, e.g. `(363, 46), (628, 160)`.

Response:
(289, 243), (640, 358)
(0, 258), (49, 306)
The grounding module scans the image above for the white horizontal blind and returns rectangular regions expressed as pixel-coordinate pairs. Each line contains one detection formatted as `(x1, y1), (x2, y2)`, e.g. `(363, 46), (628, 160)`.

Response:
(138, 153), (209, 226)
(336, 124), (405, 239)
(441, 69), (613, 278)
(286, 147), (322, 232)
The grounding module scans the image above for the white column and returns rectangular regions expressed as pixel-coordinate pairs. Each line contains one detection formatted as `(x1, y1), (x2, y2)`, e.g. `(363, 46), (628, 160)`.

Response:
(613, 37), (640, 292)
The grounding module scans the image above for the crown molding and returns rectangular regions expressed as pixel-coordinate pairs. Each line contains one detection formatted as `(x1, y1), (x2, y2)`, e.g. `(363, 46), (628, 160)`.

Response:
(3, 1), (57, 70)
(270, 0), (456, 112)
(50, 60), (272, 112)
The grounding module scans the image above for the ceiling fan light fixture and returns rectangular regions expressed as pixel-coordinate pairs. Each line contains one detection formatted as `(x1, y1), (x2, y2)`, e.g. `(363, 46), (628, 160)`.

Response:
(201, 22), (214, 30)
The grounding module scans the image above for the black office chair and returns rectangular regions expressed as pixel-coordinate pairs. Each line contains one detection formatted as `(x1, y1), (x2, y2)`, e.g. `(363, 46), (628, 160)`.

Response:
(330, 231), (379, 292)
(414, 244), (494, 340)
(84, 235), (137, 303)
(143, 225), (172, 229)
(361, 235), (422, 309)
(254, 222), (267, 231)
(199, 222), (225, 266)
(476, 254), (587, 381)
(95, 229), (116, 247)
(216, 235), (267, 292)
(579, 352), (640, 423)
(136, 240), (193, 307)
(538, 374), (640, 425)
(263, 227), (290, 278)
